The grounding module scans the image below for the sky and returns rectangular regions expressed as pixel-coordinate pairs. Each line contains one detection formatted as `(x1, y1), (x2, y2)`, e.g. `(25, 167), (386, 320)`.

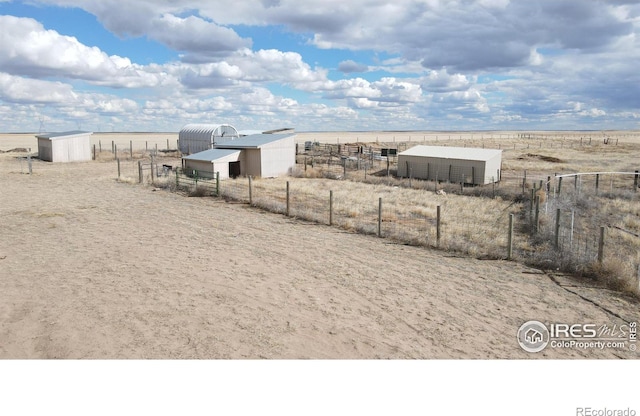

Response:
(0, 0), (639, 132)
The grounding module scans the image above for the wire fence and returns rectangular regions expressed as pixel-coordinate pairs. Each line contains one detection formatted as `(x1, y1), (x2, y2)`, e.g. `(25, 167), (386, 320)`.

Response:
(133, 158), (640, 295)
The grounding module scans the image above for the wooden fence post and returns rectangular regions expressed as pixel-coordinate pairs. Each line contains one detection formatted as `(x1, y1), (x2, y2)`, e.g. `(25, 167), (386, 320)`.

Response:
(634, 170), (638, 191)
(111, 140), (114, 154)
(150, 159), (155, 182)
(130, 140), (133, 159)
(558, 176), (563, 195)
(436, 205), (441, 247)
(598, 226), (605, 264)
(114, 144), (117, 160)
(595, 173), (600, 195)
(329, 190), (333, 226)
(286, 181), (290, 216)
(138, 160), (143, 183)
(99, 140), (102, 153)
(377, 197), (382, 237)
(554, 208), (561, 248)
(27, 154), (32, 175)
(216, 172), (220, 196)
(507, 214), (514, 260)
(248, 175), (252, 204)
(534, 195), (540, 233)
(117, 158), (121, 179)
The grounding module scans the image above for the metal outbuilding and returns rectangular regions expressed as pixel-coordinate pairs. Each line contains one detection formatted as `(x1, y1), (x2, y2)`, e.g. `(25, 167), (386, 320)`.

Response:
(182, 133), (296, 179)
(178, 123), (239, 154)
(36, 131), (93, 162)
(397, 145), (502, 185)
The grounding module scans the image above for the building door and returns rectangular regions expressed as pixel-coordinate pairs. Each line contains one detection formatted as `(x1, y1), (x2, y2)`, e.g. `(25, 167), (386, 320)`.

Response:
(229, 161), (241, 178)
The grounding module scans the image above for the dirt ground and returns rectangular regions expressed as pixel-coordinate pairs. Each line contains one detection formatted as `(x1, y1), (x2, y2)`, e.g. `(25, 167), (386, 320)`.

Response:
(1, 133), (639, 359)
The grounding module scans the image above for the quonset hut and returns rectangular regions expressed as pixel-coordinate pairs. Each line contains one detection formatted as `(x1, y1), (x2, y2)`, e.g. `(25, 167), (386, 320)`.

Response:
(178, 123), (239, 154)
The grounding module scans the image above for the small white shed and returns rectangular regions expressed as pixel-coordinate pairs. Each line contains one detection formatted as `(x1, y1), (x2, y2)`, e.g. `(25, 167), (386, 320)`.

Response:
(178, 123), (239, 154)
(36, 131), (93, 162)
(397, 145), (502, 185)
(182, 148), (242, 180)
(181, 133), (296, 179)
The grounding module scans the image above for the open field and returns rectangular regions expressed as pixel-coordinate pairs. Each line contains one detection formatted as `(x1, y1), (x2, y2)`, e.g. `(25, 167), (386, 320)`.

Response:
(1, 131), (639, 358)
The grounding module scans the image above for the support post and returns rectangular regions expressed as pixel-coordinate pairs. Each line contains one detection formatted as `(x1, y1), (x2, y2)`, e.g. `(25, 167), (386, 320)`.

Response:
(329, 190), (333, 226)
(507, 214), (514, 260)
(555, 208), (561, 248)
(117, 158), (121, 178)
(114, 144), (117, 160)
(28, 154), (32, 175)
(138, 160), (143, 183)
(286, 181), (290, 216)
(93, 144), (96, 160)
(436, 205), (442, 247)
(534, 195), (540, 233)
(377, 197), (382, 237)
(130, 140), (133, 159)
(558, 176), (563, 195)
(598, 226), (605, 264)
(248, 175), (252, 204)
(216, 172), (220, 197)
(595, 173), (600, 195)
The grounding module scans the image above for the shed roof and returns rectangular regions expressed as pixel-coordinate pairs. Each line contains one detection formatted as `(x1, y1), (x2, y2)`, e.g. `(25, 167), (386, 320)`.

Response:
(36, 131), (93, 140)
(399, 145), (501, 162)
(183, 148), (241, 162)
(214, 133), (295, 149)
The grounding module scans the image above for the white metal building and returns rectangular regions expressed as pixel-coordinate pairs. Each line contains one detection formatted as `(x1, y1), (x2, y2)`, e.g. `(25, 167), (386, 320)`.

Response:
(36, 131), (93, 162)
(182, 149), (242, 179)
(178, 123), (239, 154)
(182, 133), (296, 179)
(397, 145), (502, 185)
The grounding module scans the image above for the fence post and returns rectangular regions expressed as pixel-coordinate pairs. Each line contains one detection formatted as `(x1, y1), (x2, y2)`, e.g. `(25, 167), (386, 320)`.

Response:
(598, 226), (605, 264)
(216, 172), (220, 196)
(117, 158), (121, 179)
(505, 213), (515, 260)
(634, 170), (638, 191)
(286, 181), (290, 216)
(558, 176), (563, 195)
(93, 144), (96, 160)
(130, 140), (133, 159)
(329, 190), (333, 226)
(377, 197), (382, 237)
(175, 169), (179, 189)
(595, 173), (600, 195)
(436, 205), (441, 247)
(111, 140), (114, 154)
(534, 195), (540, 233)
(99, 140), (102, 153)
(167, 138), (169, 150)
(248, 175), (252, 204)
(150, 159), (155, 182)
(554, 208), (561, 248)
(27, 154), (32, 174)
(114, 144), (117, 160)
(138, 160), (143, 183)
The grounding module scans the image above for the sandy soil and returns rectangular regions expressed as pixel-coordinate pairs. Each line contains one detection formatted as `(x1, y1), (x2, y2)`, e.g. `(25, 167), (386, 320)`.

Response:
(1, 133), (639, 359)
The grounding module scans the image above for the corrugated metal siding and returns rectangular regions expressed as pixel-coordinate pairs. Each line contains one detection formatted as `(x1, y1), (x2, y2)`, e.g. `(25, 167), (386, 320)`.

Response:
(258, 135), (295, 177)
(178, 123), (239, 154)
(37, 137), (52, 162)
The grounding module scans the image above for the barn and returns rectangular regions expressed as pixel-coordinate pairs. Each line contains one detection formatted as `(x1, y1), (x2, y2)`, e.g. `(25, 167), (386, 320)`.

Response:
(182, 133), (295, 179)
(397, 145), (502, 185)
(178, 123), (239, 154)
(36, 131), (93, 162)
